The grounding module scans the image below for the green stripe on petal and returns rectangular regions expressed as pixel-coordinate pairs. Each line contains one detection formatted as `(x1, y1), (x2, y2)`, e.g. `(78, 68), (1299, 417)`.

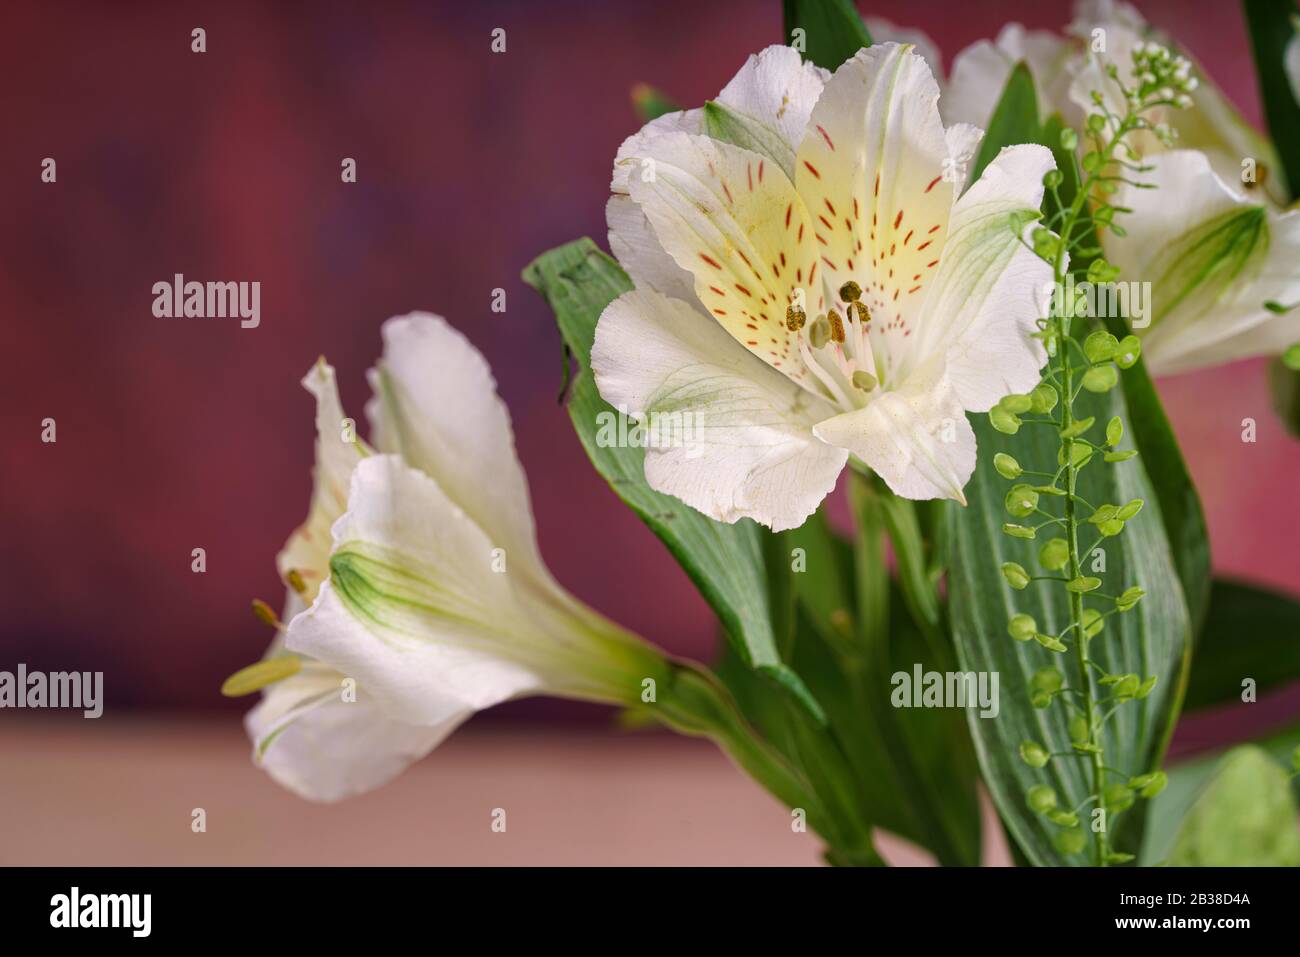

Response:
(1148, 205), (1271, 327)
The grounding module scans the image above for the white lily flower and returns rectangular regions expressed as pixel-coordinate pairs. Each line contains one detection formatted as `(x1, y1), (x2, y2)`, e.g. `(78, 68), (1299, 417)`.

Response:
(1107, 151), (1300, 375)
(237, 314), (672, 800)
(596, 42), (1055, 530)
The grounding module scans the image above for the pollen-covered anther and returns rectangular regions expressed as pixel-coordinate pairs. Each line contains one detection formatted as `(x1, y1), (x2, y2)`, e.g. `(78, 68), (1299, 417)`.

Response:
(785, 303), (807, 331)
(285, 569), (308, 595)
(827, 308), (846, 343)
(838, 280), (862, 303)
(848, 301), (872, 325)
(251, 598), (282, 629)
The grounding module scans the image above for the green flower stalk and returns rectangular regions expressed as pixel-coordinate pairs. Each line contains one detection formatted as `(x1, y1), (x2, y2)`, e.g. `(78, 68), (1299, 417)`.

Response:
(991, 41), (1193, 865)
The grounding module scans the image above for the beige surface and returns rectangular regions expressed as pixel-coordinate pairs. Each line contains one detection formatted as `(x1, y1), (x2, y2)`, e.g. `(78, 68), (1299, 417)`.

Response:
(0, 716), (1003, 866)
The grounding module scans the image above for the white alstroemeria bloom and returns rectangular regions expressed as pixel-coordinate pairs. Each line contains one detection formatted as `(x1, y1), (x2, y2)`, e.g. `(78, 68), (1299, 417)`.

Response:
(940, 0), (1300, 374)
(1064, 0), (1287, 205)
(1107, 151), (1300, 374)
(596, 42), (1055, 530)
(943, 0), (1286, 205)
(239, 314), (670, 801)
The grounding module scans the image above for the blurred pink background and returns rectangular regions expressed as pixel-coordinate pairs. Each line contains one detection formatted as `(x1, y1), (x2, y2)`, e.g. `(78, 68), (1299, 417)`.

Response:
(1, 0), (1296, 733)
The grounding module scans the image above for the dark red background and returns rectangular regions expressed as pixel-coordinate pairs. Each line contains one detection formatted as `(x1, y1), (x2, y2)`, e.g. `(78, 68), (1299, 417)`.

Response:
(2, 1), (1297, 740)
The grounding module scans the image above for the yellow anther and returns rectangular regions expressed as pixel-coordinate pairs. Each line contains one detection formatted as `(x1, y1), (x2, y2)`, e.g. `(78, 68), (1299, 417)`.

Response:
(251, 598), (281, 629)
(827, 308), (846, 343)
(785, 304), (807, 331)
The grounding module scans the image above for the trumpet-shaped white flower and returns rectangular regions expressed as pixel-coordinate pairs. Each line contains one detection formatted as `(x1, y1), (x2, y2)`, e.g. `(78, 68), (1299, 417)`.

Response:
(597, 43), (1054, 530)
(238, 314), (671, 801)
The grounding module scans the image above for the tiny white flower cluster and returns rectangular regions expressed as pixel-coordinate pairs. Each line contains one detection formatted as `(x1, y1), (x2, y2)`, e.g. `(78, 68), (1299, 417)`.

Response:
(1128, 41), (1198, 109)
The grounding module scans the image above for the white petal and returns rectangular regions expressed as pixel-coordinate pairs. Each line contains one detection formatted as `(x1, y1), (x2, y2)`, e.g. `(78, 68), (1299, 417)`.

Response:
(285, 455), (547, 729)
(1105, 151), (1241, 276)
(246, 664), (459, 802)
(277, 360), (364, 602)
(593, 288), (846, 531)
(906, 145), (1055, 409)
(624, 131), (823, 381)
(864, 18), (943, 81)
(607, 194), (699, 304)
(944, 123), (985, 196)
(608, 109), (706, 300)
(941, 39), (1014, 128)
(610, 108), (702, 194)
(366, 313), (551, 590)
(711, 44), (830, 177)
(813, 373), (975, 504)
(795, 42), (955, 362)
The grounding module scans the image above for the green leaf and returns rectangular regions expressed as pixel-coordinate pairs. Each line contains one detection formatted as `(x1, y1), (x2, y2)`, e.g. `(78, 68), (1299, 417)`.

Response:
(970, 62), (1041, 184)
(1244, 0), (1300, 201)
(1268, 355), (1300, 438)
(523, 238), (822, 720)
(1165, 746), (1300, 866)
(875, 486), (944, 643)
(782, 0), (871, 72)
(1044, 113), (1211, 635)
(730, 501), (981, 865)
(847, 481), (983, 865)
(945, 383), (1191, 866)
(631, 83), (681, 122)
(1142, 721), (1300, 864)
(703, 99), (797, 177)
(1184, 579), (1300, 710)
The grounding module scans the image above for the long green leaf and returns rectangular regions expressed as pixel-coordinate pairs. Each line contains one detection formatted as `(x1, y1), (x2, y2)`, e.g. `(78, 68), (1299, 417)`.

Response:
(522, 239), (822, 719)
(782, 0), (871, 72)
(948, 387), (1191, 865)
(1244, 0), (1300, 200)
(797, 504), (981, 865)
(1184, 579), (1300, 710)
